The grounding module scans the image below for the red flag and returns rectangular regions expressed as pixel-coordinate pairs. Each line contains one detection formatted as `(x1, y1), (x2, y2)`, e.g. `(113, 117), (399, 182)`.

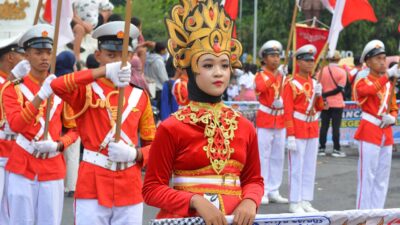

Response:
(293, 25), (329, 75)
(223, 0), (239, 20)
(327, 0), (377, 56)
(42, 0), (74, 53)
(223, 0), (239, 38)
(43, 0), (52, 23)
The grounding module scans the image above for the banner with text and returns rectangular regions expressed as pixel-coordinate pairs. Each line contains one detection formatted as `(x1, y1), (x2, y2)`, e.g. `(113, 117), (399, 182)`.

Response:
(151, 208), (400, 225)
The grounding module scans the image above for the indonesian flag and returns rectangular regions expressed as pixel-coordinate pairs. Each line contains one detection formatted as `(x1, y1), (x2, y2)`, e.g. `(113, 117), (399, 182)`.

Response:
(327, 0), (377, 57)
(43, 0), (74, 53)
(320, 0), (335, 13)
(221, 0), (239, 37)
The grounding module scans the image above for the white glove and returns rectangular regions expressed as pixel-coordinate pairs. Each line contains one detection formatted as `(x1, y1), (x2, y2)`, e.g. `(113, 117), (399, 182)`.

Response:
(382, 114), (396, 127)
(278, 64), (288, 76)
(34, 140), (58, 153)
(105, 62), (131, 87)
(314, 83), (322, 96)
(37, 74), (56, 100)
(11, 59), (31, 79)
(108, 140), (137, 163)
(272, 97), (283, 109)
(387, 64), (400, 78)
(287, 136), (297, 151)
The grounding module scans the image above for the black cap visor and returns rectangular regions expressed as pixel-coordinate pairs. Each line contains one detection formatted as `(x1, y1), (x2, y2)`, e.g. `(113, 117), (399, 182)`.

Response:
(98, 37), (133, 52)
(262, 48), (280, 57)
(24, 38), (53, 50)
(365, 48), (385, 61)
(296, 53), (315, 61)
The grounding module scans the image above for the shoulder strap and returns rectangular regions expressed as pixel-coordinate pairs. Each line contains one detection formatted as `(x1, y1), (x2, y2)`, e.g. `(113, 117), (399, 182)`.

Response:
(327, 66), (339, 87)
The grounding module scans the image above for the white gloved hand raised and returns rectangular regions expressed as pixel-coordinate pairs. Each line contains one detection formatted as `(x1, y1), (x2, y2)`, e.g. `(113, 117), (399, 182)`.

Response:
(11, 59), (31, 79)
(105, 62), (131, 88)
(387, 64), (400, 79)
(272, 97), (283, 109)
(37, 74), (56, 100)
(34, 140), (58, 153)
(287, 136), (297, 151)
(108, 140), (137, 163)
(382, 114), (396, 127)
(314, 83), (322, 96)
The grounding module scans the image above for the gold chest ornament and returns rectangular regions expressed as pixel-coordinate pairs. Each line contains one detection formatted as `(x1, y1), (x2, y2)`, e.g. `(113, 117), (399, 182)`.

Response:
(174, 102), (239, 174)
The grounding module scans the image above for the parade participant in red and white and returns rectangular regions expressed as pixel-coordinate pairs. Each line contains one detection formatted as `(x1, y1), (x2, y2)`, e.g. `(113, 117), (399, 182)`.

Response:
(51, 21), (156, 225)
(143, 1), (264, 224)
(0, 34), (28, 225)
(283, 44), (324, 213)
(255, 40), (288, 205)
(353, 40), (399, 209)
(2, 24), (79, 225)
(172, 68), (189, 106)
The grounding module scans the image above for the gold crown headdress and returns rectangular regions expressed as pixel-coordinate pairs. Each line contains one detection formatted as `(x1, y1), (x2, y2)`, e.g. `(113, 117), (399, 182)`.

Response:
(165, 0), (242, 73)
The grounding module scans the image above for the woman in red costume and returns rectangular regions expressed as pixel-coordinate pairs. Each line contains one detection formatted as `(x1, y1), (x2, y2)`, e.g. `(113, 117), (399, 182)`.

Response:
(142, 1), (264, 225)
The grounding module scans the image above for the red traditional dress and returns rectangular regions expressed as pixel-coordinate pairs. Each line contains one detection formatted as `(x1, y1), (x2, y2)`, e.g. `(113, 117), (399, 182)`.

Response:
(51, 69), (156, 207)
(143, 101), (264, 218)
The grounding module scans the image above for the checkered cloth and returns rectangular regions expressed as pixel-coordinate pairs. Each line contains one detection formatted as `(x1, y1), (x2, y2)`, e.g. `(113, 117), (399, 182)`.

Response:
(150, 217), (205, 225)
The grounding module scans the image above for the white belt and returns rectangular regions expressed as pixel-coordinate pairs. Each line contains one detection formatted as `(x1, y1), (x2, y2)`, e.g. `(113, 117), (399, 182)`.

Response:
(82, 149), (135, 171)
(259, 104), (284, 116)
(293, 111), (320, 122)
(173, 175), (241, 187)
(0, 130), (16, 141)
(15, 135), (60, 159)
(361, 112), (382, 127)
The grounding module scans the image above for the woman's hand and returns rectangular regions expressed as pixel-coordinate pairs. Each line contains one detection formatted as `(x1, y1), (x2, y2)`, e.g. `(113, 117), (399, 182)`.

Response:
(190, 195), (228, 225)
(232, 199), (257, 225)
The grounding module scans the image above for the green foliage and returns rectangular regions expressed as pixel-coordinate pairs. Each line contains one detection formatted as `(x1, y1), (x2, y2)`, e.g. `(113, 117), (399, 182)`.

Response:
(112, 0), (399, 56)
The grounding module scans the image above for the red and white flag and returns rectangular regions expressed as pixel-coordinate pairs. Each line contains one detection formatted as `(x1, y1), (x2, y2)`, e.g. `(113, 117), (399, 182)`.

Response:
(221, 0), (239, 37)
(320, 0), (335, 13)
(327, 0), (377, 57)
(43, 0), (74, 53)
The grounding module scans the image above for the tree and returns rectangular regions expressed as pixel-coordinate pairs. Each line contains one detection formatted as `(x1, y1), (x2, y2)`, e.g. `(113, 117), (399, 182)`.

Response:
(112, 0), (399, 57)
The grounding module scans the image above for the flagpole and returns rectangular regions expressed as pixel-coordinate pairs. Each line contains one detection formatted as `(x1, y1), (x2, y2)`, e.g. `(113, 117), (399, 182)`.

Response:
(114, 0), (133, 141)
(252, 0), (257, 64)
(306, 42), (329, 115)
(34, 0), (43, 25)
(276, 2), (298, 99)
(43, 0), (62, 140)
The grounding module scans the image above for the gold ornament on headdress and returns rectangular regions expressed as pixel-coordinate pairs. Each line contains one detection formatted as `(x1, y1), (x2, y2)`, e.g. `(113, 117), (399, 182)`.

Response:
(165, 0), (243, 73)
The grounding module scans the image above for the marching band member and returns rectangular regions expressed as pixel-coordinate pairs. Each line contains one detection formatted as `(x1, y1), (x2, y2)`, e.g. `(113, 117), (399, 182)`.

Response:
(255, 40), (288, 205)
(51, 21), (156, 225)
(0, 34), (27, 224)
(2, 24), (79, 225)
(353, 40), (399, 209)
(283, 44), (323, 213)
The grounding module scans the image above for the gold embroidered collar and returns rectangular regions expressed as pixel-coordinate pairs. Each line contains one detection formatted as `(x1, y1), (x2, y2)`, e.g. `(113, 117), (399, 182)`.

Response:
(173, 101), (239, 174)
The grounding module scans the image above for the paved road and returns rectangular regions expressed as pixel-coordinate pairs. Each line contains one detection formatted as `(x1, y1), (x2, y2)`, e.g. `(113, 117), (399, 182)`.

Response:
(61, 148), (400, 224)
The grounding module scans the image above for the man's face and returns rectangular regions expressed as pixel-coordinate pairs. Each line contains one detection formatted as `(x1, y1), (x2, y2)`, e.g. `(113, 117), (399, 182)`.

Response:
(25, 48), (51, 73)
(95, 49), (123, 66)
(263, 53), (280, 71)
(297, 59), (315, 74)
(366, 54), (386, 74)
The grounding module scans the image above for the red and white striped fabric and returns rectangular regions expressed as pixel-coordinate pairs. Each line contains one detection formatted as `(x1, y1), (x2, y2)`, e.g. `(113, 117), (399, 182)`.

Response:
(327, 0), (377, 57)
(320, 0), (335, 13)
(43, 0), (74, 53)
